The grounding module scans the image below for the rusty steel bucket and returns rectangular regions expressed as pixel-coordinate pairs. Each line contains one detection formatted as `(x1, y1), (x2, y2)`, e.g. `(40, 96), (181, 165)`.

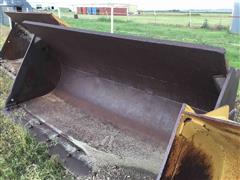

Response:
(1, 13), (239, 179)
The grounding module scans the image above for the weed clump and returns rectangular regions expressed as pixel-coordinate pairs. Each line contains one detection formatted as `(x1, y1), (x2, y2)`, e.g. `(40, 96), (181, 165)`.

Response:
(201, 19), (209, 29)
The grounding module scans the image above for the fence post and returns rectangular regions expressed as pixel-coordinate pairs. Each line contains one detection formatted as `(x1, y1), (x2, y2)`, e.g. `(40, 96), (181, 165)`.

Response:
(0, 15), (2, 40)
(58, 8), (61, 19)
(189, 10), (192, 27)
(111, 6), (114, 33)
(8, 17), (12, 29)
(154, 10), (156, 24)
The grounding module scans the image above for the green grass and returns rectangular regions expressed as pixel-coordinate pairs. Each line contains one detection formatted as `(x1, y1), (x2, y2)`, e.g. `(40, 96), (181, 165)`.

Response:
(0, 71), (71, 179)
(0, 26), (10, 48)
(62, 16), (240, 68)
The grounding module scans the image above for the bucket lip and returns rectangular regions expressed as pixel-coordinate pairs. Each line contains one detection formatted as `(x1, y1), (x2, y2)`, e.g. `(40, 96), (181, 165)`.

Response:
(185, 111), (240, 127)
(22, 20), (226, 54)
(156, 104), (187, 180)
(5, 11), (53, 15)
(4, 12), (66, 26)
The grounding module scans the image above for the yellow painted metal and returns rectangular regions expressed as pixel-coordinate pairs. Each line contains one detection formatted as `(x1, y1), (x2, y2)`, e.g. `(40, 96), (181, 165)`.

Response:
(161, 105), (240, 180)
(51, 14), (69, 27)
(203, 105), (229, 120)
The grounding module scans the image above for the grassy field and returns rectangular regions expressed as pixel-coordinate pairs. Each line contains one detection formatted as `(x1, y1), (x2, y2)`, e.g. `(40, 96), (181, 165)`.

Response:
(0, 26), (10, 48)
(58, 11), (232, 28)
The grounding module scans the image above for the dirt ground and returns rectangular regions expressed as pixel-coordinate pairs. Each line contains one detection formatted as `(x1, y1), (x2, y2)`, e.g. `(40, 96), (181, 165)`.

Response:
(79, 165), (156, 180)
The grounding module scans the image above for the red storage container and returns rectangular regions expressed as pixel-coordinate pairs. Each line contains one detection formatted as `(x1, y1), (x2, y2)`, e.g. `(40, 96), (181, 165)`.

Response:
(99, 7), (110, 15)
(82, 7), (87, 15)
(114, 8), (127, 16)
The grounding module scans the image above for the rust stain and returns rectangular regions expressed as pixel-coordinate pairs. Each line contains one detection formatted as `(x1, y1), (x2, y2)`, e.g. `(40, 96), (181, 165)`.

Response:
(161, 137), (213, 180)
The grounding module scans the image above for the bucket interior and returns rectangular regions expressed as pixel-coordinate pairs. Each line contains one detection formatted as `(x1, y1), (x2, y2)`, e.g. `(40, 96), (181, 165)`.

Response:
(4, 21), (229, 177)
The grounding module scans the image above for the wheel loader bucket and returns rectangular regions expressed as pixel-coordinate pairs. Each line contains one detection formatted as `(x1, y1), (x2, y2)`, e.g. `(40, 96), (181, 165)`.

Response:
(0, 19), (239, 179)
(5, 21), (239, 113)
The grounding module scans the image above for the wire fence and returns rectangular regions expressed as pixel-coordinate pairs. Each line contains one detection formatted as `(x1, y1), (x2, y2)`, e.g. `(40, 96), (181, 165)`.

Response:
(0, 8), (236, 49)
(57, 9), (232, 32)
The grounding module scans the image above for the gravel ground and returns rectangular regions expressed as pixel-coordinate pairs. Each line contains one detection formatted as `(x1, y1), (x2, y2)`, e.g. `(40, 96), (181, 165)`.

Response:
(25, 93), (165, 176)
(78, 165), (156, 180)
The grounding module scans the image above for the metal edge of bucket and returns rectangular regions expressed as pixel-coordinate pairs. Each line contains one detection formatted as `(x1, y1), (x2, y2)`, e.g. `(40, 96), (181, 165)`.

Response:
(156, 104), (187, 180)
(5, 11), (67, 26)
(215, 68), (240, 119)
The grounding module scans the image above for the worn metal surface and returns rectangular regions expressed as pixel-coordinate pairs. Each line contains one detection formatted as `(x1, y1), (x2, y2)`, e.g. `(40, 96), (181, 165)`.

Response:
(0, 12), (66, 60)
(5, 21), (236, 144)
(5, 36), (60, 107)
(5, 12), (67, 26)
(24, 92), (168, 175)
(4, 20), (239, 154)
(9, 21), (230, 111)
(1, 63), (167, 179)
(159, 105), (240, 180)
(0, 24), (33, 60)
(215, 68), (240, 119)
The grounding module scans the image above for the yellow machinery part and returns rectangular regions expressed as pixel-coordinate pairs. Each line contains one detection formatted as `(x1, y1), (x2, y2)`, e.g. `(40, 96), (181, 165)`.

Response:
(51, 14), (69, 27)
(161, 105), (240, 180)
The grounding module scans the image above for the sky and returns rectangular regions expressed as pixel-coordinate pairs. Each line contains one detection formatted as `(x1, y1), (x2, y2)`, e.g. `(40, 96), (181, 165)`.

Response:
(28, 0), (236, 10)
